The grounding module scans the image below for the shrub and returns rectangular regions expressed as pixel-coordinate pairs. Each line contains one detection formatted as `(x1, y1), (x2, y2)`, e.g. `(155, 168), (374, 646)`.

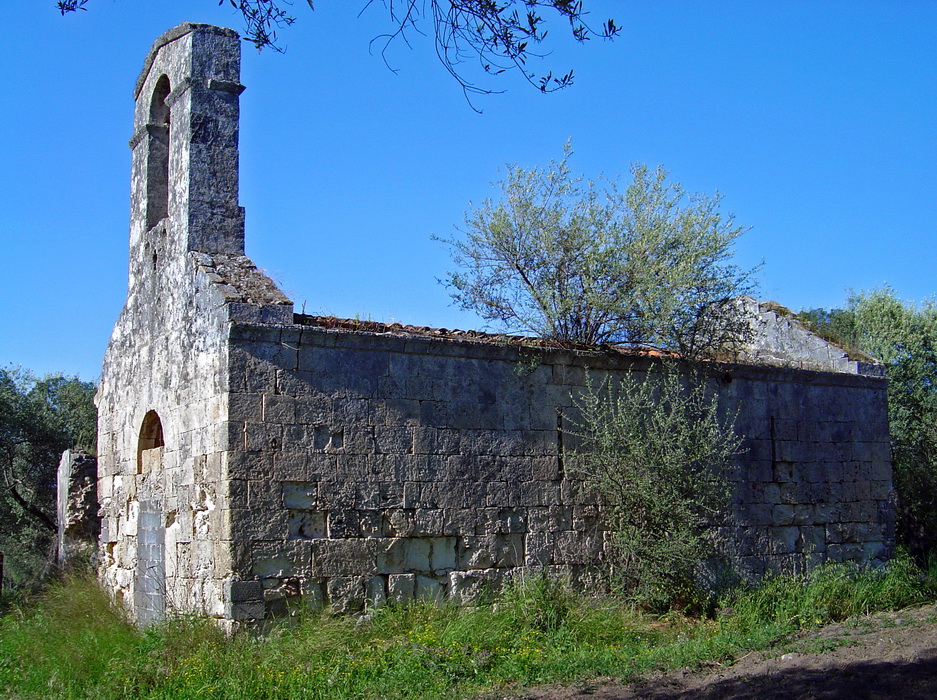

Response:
(569, 362), (740, 610)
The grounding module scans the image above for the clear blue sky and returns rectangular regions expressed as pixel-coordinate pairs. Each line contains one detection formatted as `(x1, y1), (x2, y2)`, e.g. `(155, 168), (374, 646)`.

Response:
(1, 1), (934, 381)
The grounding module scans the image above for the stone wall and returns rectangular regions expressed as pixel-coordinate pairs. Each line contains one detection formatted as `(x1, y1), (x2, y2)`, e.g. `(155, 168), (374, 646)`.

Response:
(57, 450), (99, 568)
(219, 318), (894, 618)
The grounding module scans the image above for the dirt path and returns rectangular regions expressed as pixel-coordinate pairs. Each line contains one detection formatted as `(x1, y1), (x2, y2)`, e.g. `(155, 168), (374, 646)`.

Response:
(503, 605), (937, 699)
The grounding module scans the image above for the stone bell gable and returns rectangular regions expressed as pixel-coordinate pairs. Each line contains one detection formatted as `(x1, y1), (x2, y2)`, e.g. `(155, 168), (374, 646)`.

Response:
(96, 23), (291, 623)
(95, 23), (895, 627)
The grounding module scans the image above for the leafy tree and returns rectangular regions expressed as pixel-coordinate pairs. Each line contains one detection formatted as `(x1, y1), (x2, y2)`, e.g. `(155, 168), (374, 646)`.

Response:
(438, 145), (758, 358)
(568, 363), (739, 610)
(58, 1), (618, 98)
(801, 288), (937, 559)
(0, 367), (96, 587)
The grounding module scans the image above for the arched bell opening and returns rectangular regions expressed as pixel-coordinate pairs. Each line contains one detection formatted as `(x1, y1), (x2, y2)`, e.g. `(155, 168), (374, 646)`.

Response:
(145, 75), (171, 230)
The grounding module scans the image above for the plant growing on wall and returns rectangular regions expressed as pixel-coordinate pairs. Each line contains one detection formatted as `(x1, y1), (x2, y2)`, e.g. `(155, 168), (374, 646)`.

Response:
(438, 144), (758, 359)
(568, 362), (740, 610)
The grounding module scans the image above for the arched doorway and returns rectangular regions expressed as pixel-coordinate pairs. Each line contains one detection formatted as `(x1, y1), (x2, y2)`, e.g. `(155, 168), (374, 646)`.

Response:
(135, 409), (166, 622)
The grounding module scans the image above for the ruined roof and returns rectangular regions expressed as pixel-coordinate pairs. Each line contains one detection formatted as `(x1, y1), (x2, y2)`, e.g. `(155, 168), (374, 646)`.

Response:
(294, 302), (885, 378)
(193, 252), (292, 307)
(295, 314), (689, 358)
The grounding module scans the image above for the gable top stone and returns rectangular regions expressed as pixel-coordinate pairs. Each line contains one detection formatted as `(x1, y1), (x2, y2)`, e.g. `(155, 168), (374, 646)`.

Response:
(135, 22), (240, 99)
(736, 297), (883, 376)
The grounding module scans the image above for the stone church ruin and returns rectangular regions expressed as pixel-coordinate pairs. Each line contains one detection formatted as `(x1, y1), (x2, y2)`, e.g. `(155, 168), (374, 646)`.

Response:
(94, 23), (895, 625)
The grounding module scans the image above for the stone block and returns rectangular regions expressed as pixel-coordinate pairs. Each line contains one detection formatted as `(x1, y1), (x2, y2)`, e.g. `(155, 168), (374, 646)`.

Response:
(553, 531), (599, 566)
(226, 600), (264, 621)
(862, 540), (887, 561)
(534, 505), (572, 532)
(228, 392), (263, 422)
(366, 575), (388, 607)
(443, 508), (479, 537)
(853, 480), (871, 501)
(451, 481), (490, 509)
(749, 481), (781, 505)
(772, 461), (794, 482)
(525, 531), (553, 566)
(288, 509), (326, 539)
(448, 569), (501, 605)
(519, 481), (561, 507)
(560, 479), (593, 506)
(792, 504), (815, 525)
(382, 510), (413, 538)
(430, 537), (457, 572)
(225, 579), (263, 602)
(229, 506), (287, 540)
(573, 506), (600, 532)
(373, 398), (421, 427)
(310, 539), (375, 576)
(411, 509), (445, 536)
(495, 508), (527, 534)
(301, 579), (325, 609)
(402, 482), (422, 509)
(457, 536), (494, 570)
(328, 510), (360, 539)
(318, 480), (356, 509)
(251, 554), (296, 580)
(771, 526), (800, 554)
(799, 526), (827, 554)
(262, 394), (296, 423)
(772, 504), (794, 526)
(327, 576), (366, 613)
(374, 427), (414, 455)
(737, 503), (773, 527)
(490, 533), (526, 567)
(247, 478), (280, 509)
(814, 503), (837, 524)
(354, 482), (382, 509)
(282, 481), (317, 509)
(225, 450), (274, 481)
(388, 573), (415, 604)
(840, 481), (857, 502)
(318, 426), (348, 452)
(375, 538), (406, 573)
(358, 510), (383, 537)
(827, 543), (865, 562)
(213, 540), (234, 577)
(446, 454), (499, 481)
(869, 480), (892, 500)
(530, 457), (561, 481)
(415, 575), (444, 602)
(403, 538), (432, 571)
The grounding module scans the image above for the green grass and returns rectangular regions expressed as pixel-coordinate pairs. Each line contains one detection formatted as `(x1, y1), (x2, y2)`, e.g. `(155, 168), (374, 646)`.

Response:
(1, 556), (935, 699)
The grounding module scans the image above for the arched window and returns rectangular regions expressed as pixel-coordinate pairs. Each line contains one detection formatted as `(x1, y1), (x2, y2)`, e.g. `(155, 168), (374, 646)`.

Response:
(137, 410), (165, 474)
(146, 75), (171, 230)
